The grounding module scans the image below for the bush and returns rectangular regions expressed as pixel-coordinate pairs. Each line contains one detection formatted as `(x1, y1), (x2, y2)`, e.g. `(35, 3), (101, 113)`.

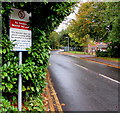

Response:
(2, 2), (75, 111)
(0, 96), (18, 112)
(107, 42), (120, 58)
(96, 50), (108, 57)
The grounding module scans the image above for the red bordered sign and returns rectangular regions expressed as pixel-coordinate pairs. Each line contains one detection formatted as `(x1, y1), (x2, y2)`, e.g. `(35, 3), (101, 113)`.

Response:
(10, 8), (32, 51)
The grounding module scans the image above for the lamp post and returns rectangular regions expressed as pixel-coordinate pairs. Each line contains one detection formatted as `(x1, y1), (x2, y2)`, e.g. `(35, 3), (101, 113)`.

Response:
(66, 37), (69, 51)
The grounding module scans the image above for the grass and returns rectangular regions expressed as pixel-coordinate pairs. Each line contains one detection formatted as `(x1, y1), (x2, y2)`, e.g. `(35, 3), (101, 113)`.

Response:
(68, 51), (88, 54)
(68, 51), (120, 62)
(68, 51), (95, 55)
(98, 57), (120, 62)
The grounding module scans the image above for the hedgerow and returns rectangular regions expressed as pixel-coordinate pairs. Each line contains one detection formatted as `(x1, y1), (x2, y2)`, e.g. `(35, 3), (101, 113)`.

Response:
(1, 2), (75, 111)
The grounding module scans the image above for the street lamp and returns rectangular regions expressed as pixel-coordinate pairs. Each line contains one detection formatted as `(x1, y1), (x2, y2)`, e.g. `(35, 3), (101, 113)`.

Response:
(66, 37), (69, 51)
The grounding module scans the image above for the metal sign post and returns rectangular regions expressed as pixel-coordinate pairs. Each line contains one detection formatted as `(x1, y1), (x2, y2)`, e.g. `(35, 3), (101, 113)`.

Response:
(18, 52), (22, 111)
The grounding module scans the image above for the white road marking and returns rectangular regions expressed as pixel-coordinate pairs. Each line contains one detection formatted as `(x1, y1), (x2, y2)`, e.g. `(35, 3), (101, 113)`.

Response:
(75, 63), (120, 84)
(75, 64), (88, 70)
(66, 60), (119, 84)
(99, 74), (120, 84)
(67, 60), (72, 63)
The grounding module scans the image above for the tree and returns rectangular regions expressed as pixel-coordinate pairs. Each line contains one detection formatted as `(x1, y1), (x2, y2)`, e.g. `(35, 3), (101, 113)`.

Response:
(49, 31), (60, 49)
(58, 28), (82, 51)
(65, 2), (120, 57)
(102, 2), (120, 42)
(68, 2), (107, 43)
(102, 2), (120, 57)
(1, 2), (75, 111)
(58, 29), (69, 47)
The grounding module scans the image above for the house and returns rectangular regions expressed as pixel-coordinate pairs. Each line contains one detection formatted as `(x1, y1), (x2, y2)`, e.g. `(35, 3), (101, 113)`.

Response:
(87, 42), (108, 54)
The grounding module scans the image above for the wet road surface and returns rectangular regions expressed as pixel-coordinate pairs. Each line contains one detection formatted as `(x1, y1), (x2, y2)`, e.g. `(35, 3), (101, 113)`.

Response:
(48, 51), (120, 111)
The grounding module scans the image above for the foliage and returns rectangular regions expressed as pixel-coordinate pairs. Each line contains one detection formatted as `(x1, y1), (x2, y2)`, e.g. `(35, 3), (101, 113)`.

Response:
(64, 2), (120, 57)
(103, 2), (120, 43)
(58, 29), (69, 47)
(1, 2), (75, 111)
(67, 2), (107, 44)
(58, 29), (81, 48)
(0, 96), (17, 112)
(96, 50), (108, 57)
(24, 95), (45, 111)
(107, 42), (120, 57)
(49, 31), (60, 49)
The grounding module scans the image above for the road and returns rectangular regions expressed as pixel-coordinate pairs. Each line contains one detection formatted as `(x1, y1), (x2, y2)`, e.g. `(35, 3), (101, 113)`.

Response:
(48, 51), (120, 111)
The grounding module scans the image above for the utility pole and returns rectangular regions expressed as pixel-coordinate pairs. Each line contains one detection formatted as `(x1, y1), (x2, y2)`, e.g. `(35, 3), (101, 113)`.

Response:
(66, 37), (69, 51)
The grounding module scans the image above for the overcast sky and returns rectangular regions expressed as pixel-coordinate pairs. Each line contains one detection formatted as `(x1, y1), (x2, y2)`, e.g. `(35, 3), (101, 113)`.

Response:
(55, 3), (80, 33)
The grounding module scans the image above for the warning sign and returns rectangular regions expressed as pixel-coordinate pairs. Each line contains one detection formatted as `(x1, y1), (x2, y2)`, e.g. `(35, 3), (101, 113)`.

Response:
(10, 8), (31, 51)
(10, 19), (30, 30)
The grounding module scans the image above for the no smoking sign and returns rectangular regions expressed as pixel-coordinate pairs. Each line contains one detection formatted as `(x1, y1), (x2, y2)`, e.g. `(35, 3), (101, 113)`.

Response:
(10, 8), (31, 51)
(18, 10), (25, 19)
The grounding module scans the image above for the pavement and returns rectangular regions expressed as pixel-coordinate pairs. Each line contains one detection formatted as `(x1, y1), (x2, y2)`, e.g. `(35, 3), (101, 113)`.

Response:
(43, 70), (64, 112)
(60, 52), (120, 69)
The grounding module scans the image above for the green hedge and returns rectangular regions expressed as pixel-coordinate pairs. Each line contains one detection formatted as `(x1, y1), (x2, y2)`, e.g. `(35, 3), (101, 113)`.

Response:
(2, 29), (49, 112)
(96, 50), (108, 57)
(1, 2), (75, 111)
(107, 42), (120, 58)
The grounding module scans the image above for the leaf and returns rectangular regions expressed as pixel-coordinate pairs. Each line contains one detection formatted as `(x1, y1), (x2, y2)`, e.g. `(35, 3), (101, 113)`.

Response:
(7, 76), (10, 81)
(31, 87), (35, 92)
(30, 103), (34, 106)
(6, 83), (13, 90)
(25, 75), (29, 80)
(0, 49), (2, 54)
(3, 72), (8, 77)
(27, 87), (30, 90)
(28, 73), (32, 78)
(22, 85), (26, 91)
(3, 49), (6, 54)
(36, 87), (39, 92)
(20, 3), (25, 7)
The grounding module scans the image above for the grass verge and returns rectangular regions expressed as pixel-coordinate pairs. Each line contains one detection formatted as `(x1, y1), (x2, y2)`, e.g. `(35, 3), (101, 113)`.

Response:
(98, 57), (120, 62)
(68, 51), (95, 55)
(68, 51), (120, 62)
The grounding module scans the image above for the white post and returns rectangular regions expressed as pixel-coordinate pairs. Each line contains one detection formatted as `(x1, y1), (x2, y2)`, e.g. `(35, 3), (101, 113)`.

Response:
(68, 37), (69, 51)
(18, 52), (22, 111)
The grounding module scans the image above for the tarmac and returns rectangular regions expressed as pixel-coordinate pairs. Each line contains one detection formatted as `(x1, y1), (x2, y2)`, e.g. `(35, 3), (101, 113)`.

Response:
(45, 51), (120, 112)
(60, 52), (120, 69)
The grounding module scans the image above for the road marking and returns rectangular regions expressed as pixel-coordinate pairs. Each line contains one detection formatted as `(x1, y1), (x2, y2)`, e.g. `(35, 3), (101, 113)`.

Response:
(74, 63), (120, 84)
(47, 70), (63, 112)
(67, 60), (72, 63)
(75, 64), (88, 70)
(99, 74), (120, 84)
(79, 57), (120, 69)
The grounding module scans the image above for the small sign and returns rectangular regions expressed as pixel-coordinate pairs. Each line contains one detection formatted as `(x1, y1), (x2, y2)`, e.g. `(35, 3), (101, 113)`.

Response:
(10, 8), (31, 51)
(18, 10), (25, 19)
